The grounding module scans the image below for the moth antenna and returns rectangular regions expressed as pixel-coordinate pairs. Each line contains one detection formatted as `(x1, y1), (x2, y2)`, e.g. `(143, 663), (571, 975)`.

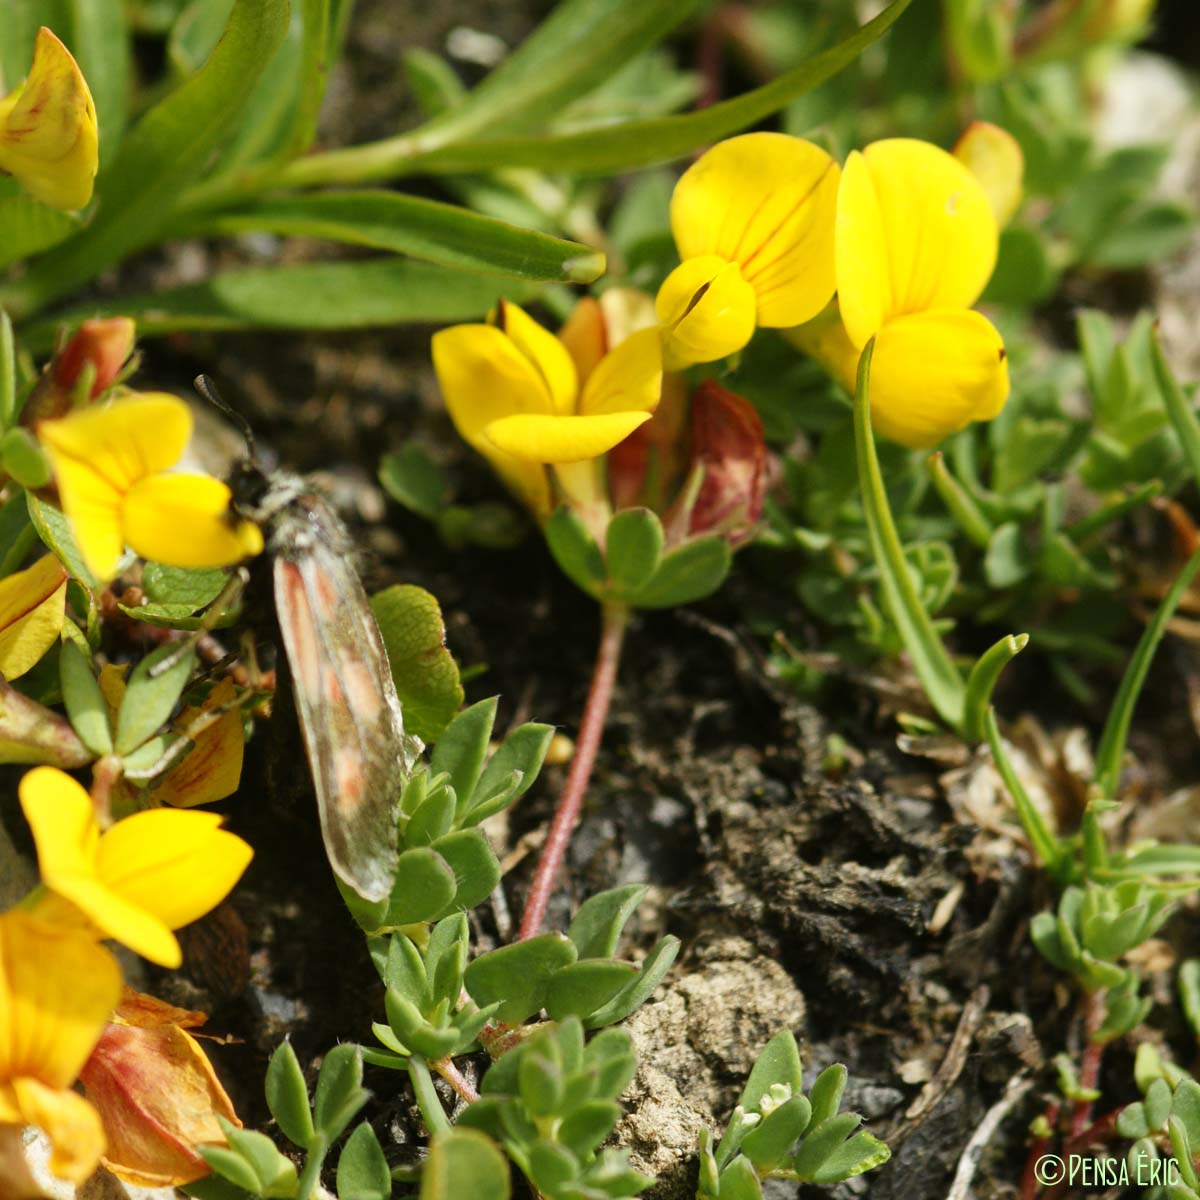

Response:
(194, 374), (257, 462)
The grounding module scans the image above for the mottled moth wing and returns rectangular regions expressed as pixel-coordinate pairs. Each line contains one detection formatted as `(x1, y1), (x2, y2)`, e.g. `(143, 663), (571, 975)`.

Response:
(271, 493), (421, 902)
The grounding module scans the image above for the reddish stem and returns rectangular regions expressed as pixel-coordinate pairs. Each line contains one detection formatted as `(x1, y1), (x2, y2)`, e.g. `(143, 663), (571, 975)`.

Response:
(431, 1057), (479, 1104)
(517, 603), (629, 941)
(1070, 990), (1107, 1137)
(1020, 1100), (1060, 1200)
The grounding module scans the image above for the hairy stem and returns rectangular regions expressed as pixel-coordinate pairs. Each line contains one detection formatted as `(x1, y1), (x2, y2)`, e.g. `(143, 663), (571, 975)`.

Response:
(432, 1056), (480, 1104)
(517, 601), (629, 940)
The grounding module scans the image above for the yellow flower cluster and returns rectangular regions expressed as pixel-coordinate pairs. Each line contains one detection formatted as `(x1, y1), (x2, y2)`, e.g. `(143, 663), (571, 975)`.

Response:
(0, 766), (252, 1186)
(433, 126), (1021, 511)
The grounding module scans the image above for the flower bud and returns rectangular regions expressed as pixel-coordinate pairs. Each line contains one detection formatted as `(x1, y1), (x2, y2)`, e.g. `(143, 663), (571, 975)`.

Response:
(78, 991), (240, 1187)
(670, 381), (767, 547)
(607, 374), (688, 512)
(24, 318), (137, 424)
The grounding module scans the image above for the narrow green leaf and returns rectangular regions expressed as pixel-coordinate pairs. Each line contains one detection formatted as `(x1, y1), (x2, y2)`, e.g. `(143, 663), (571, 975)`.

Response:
(3, 0), (291, 317)
(20, 260), (536, 351)
(430, 696), (497, 812)
(264, 1040), (314, 1150)
(313, 1044), (370, 1143)
(567, 884), (647, 960)
(791, 1113), (863, 1180)
(810, 1130), (891, 1184)
(1153, 331), (1200, 495)
(59, 641), (112, 756)
(191, 191), (605, 283)
(740, 1094), (812, 1169)
(26, 493), (104, 588)
(584, 934), (680, 1029)
(419, 1128), (510, 1200)
(115, 643), (197, 755)
(370, 583), (464, 744)
(0, 197), (79, 271)
(1093, 543), (1200, 799)
(467, 721), (555, 821)
(739, 1031), (803, 1113)
(962, 632), (1029, 743)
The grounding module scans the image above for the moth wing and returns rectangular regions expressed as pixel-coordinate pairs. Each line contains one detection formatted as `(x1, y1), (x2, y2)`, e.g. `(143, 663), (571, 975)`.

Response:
(274, 543), (421, 902)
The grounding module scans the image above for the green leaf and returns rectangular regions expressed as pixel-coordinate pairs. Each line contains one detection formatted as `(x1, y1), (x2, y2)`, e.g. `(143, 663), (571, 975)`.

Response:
(404, 48), (467, 119)
(430, 697), (497, 811)
(558, 1101), (623, 1161)
(810, 1130), (891, 1184)
(544, 960), (640, 1021)
(5, 0), (292, 317)
(740, 1094), (812, 1169)
(1153, 330), (1200, 496)
(391, 0), (912, 177)
(625, 535), (731, 608)
(371, 584), (464, 745)
(26, 493), (106, 589)
(715, 1154), (764, 1200)
(791, 1113), (863, 1180)
(464, 933), (578, 1025)
(604, 508), (664, 597)
(1181, 960), (1200, 1040)
(264, 1040), (314, 1150)
(385, 989), (462, 1059)
(466, 721), (555, 823)
(584, 934), (680, 1029)
(419, 1128), (510, 1200)
(1090, 203), (1194, 270)
(383, 847), (459, 926)
(807, 1064), (848, 1128)
(0, 197), (80, 270)
(962, 633), (1029, 743)
(981, 226), (1058, 305)
(336, 1122), (392, 1200)
(0, 428), (51, 489)
(192, 191), (605, 283)
(59, 641), (113, 756)
(313, 1044), (370, 1143)
(567, 884), (647, 960)
(0, 489), (35, 577)
(221, 1122), (298, 1194)
(22, 259), (535, 350)
(143, 563), (230, 609)
(429, 830), (501, 913)
(739, 1031), (804, 1113)
(379, 445), (451, 520)
(545, 507), (607, 599)
(115, 643), (197, 755)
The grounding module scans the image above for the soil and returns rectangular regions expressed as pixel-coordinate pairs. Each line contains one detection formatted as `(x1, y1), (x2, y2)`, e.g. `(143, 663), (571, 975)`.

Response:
(8, 3), (1200, 1199)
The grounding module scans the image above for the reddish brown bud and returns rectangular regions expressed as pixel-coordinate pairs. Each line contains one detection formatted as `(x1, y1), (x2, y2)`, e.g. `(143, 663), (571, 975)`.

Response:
(24, 318), (136, 423)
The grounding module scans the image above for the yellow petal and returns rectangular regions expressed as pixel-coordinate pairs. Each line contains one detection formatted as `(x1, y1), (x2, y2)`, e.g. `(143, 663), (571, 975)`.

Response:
(485, 412), (652, 464)
(558, 297), (607, 387)
(154, 679), (244, 809)
(432, 323), (553, 517)
(18, 766), (100, 902)
(494, 300), (578, 416)
(96, 809), (253, 939)
(39, 394), (195, 581)
(837, 139), (999, 348)
(867, 310), (1010, 449)
(656, 256), (757, 370)
(953, 122), (1024, 228)
(579, 328), (662, 418)
(0, 910), (121, 1087)
(0, 556), (66, 681)
(0, 29), (98, 211)
(784, 304), (861, 395)
(121, 473), (264, 569)
(671, 133), (840, 328)
(11, 1078), (106, 1183)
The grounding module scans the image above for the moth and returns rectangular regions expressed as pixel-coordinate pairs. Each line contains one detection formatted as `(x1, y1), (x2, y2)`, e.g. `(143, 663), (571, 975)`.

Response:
(202, 378), (421, 902)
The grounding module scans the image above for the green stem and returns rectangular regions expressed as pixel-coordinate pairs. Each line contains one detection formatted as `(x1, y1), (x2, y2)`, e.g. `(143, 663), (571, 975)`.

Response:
(852, 339), (965, 731)
(926, 450), (993, 548)
(1092, 543), (1200, 799)
(1153, 330), (1200, 491)
(408, 1056), (452, 1136)
(984, 708), (1069, 878)
(1065, 480), (1162, 545)
(963, 632), (1029, 742)
(294, 1134), (328, 1200)
(0, 312), (15, 430)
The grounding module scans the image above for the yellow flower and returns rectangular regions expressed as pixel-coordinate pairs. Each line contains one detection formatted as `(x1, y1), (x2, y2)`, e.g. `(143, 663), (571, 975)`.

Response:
(833, 137), (1010, 449)
(433, 299), (662, 519)
(656, 133), (840, 370)
(19, 766), (254, 969)
(0, 555), (67, 681)
(38, 393), (264, 583)
(0, 911), (120, 1186)
(0, 28), (98, 211)
(953, 121), (1024, 227)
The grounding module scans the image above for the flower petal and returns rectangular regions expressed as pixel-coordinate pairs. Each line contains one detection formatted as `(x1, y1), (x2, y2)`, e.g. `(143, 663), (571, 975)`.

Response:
(670, 133), (840, 327)
(121, 474), (264, 569)
(485, 412), (652, 464)
(558, 297), (607, 386)
(18, 766), (100, 902)
(432, 323), (553, 516)
(578, 328), (662, 418)
(0, 28), (98, 211)
(11, 1077), (106, 1183)
(837, 139), (999, 347)
(867, 309), (1010, 449)
(953, 122), (1024, 228)
(0, 556), (66, 681)
(494, 300), (578, 416)
(656, 256), (757, 370)
(154, 679), (244, 809)
(95, 809), (253, 938)
(0, 910), (121, 1088)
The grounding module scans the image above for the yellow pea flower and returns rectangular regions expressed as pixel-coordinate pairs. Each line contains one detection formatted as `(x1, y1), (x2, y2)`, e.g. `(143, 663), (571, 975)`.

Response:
(19, 765), (254, 969)
(38, 393), (264, 583)
(656, 132), (840, 370)
(953, 121), (1024, 227)
(833, 137), (1010, 449)
(0, 28), (98, 212)
(0, 555), (67, 681)
(0, 911), (120, 1186)
(432, 299), (662, 520)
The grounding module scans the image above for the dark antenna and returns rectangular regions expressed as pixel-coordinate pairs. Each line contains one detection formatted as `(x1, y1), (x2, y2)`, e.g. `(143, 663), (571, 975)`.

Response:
(194, 374), (256, 462)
